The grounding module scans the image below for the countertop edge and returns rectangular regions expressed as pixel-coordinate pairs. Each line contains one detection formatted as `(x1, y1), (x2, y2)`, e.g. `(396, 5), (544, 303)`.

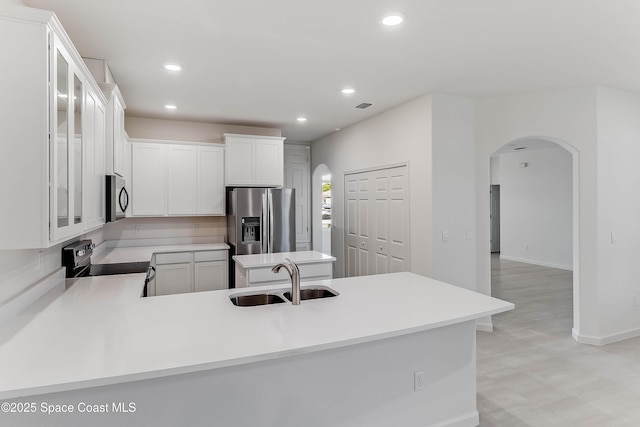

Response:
(0, 302), (511, 400)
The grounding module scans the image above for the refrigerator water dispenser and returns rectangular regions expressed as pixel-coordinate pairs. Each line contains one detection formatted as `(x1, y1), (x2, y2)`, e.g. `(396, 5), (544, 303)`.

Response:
(241, 217), (261, 243)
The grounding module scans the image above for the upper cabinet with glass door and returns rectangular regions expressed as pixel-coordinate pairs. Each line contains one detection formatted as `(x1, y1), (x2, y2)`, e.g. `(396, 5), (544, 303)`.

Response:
(0, 5), (106, 249)
(50, 35), (86, 242)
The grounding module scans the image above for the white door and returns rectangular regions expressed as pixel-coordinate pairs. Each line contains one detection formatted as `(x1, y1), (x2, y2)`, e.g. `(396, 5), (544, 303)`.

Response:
(345, 175), (359, 277)
(388, 167), (410, 272)
(284, 145), (310, 244)
(345, 165), (410, 277)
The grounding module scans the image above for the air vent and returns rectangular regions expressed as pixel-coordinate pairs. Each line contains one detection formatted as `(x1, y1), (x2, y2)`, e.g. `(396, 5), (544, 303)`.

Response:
(514, 147), (526, 151)
(355, 103), (372, 109)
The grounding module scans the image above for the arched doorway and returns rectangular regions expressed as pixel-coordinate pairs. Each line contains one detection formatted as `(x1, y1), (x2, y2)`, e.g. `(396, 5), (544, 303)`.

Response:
(312, 164), (332, 255)
(489, 136), (580, 338)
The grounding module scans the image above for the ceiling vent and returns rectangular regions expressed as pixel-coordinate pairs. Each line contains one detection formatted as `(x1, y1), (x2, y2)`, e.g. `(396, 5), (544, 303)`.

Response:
(355, 103), (372, 109)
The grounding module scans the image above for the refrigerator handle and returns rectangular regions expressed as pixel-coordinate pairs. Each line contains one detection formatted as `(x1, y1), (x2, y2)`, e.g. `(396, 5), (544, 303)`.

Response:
(262, 193), (269, 253)
(268, 192), (274, 253)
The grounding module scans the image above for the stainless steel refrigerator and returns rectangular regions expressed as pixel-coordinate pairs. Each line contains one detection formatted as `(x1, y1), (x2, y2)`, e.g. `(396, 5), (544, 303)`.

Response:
(227, 188), (296, 256)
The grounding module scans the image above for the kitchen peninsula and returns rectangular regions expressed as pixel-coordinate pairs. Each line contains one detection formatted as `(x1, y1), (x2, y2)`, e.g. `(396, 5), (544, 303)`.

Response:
(0, 271), (512, 427)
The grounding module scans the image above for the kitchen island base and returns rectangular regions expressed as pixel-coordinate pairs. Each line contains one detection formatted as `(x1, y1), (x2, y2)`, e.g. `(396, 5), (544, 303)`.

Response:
(3, 321), (479, 427)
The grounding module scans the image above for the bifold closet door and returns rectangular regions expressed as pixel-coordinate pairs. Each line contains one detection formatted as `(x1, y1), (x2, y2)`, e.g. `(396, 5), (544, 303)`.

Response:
(345, 165), (409, 277)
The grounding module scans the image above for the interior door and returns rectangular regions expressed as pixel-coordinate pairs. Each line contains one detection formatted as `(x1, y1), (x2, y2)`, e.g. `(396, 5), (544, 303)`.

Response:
(490, 185), (501, 253)
(388, 167), (409, 272)
(345, 165), (410, 277)
(345, 175), (359, 277)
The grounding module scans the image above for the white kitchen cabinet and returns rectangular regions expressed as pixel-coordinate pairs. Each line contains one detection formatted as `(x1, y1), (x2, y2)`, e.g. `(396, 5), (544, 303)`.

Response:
(197, 146), (225, 215)
(131, 140), (225, 217)
(101, 84), (126, 177)
(284, 144), (311, 248)
(84, 89), (106, 230)
(131, 142), (166, 216)
(224, 134), (285, 187)
(0, 7), (106, 249)
(168, 145), (197, 215)
(155, 263), (192, 296)
(149, 250), (228, 296)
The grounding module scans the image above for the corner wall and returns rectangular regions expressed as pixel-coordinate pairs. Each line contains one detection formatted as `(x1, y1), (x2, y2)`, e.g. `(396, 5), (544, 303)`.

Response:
(475, 87), (598, 339)
(595, 87), (640, 341)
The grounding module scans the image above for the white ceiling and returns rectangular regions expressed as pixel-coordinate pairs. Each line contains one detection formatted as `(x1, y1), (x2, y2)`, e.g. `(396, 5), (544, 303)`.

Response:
(22, 0), (640, 142)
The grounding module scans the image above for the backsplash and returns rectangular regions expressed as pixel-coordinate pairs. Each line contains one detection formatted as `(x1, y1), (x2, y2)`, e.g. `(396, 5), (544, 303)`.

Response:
(103, 217), (227, 244)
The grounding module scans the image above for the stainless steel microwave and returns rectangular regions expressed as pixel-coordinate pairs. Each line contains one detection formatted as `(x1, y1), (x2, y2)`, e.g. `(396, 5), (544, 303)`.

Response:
(106, 175), (129, 222)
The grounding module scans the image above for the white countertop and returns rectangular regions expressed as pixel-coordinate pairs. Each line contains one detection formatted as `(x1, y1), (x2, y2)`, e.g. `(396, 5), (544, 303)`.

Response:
(93, 243), (229, 264)
(233, 250), (336, 268)
(0, 271), (513, 399)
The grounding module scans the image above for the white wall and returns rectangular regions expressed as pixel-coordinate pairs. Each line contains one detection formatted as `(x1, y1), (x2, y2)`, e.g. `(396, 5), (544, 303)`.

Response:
(0, 228), (103, 306)
(431, 95), (477, 291)
(311, 93), (476, 291)
(311, 95), (433, 278)
(595, 87), (640, 340)
(499, 146), (572, 269)
(475, 87), (598, 339)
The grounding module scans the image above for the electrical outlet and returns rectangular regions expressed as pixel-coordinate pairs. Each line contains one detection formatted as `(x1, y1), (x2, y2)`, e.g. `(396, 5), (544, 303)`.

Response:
(524, 243), (529, 251)
(194, 224), (200, 232)
(441, 231), (449, 242)
(633, 297), (638, 308)
(38, 251), (43, 269)
(414, 371), (424, 391)
(135, 225), (141, 234)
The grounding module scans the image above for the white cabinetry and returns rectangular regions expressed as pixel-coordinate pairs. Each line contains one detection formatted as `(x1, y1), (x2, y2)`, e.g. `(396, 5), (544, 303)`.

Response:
(235, 260), (333, 288)
(149, 250), (228, 296)
(102, 84), (126, 177)
(131, 140), (225, 217)
(284, 144), (311, 249)
(0, 7), (106, 249)
(131, 142), (166, 216)
(224, 134), (285, 187)
(84, 90), (106, 229)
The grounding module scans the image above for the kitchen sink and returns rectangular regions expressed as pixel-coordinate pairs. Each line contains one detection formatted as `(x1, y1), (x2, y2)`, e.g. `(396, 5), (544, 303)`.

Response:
(284, 287), (339, 301)
(230, 286), (339, 306)
(230, 293), (286, 307)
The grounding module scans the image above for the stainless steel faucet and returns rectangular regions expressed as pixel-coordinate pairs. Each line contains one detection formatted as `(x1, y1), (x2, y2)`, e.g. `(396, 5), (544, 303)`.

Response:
(272, 258), (301, 305)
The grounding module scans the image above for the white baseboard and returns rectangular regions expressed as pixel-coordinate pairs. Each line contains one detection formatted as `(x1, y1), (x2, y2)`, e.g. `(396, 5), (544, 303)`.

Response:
(499, 255), (572, 271)
(0, 268), (65, 325)
(573, 327), (640, 345)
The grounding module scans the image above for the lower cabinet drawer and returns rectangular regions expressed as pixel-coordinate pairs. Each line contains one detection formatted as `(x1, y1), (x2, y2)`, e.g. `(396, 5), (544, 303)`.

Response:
(155, 252), (193, 265)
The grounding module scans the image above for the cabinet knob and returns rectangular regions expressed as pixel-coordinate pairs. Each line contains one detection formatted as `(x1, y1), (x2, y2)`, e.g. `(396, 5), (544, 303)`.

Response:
(361, 242), (365, 246)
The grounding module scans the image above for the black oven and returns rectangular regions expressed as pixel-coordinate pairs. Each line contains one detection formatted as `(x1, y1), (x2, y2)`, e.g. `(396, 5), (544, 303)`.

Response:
(62, 240), (152, 289)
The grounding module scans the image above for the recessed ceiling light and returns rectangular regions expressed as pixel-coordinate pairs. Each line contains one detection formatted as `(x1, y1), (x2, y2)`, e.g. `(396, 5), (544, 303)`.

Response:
(297, 117), (307, 122)
(341, 88), (355, 95)
(382, 14), (404, 26)
(164, 64), (182, 71)
(165, 104), (177, 110)
(335, 128), (341, 131)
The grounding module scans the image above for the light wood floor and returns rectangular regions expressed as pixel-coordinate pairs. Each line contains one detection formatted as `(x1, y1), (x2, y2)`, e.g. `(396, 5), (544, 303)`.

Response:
(476, 255), (640, 426)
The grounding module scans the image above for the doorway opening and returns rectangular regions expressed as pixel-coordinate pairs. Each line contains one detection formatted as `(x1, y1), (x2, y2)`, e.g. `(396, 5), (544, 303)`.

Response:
(312, 164), (332, 255)
(489, 137), (579, 338)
